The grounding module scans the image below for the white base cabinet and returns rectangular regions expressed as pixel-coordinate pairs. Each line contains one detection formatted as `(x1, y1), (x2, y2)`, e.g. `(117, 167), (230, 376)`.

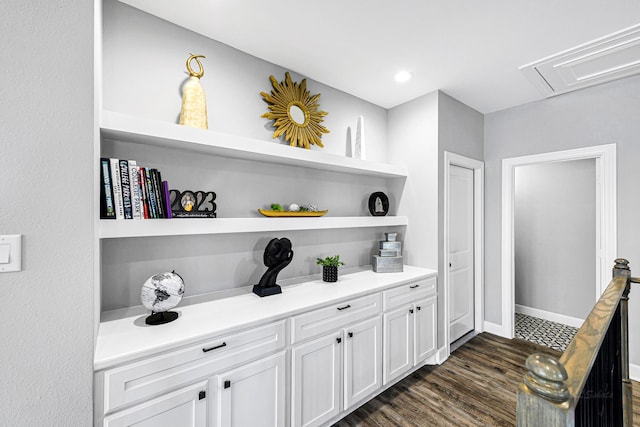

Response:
(215, 352), (286, 427)
(97, 321), (286, 427)
(343, 317), (383, 409)
(103, 381), (208, 427)
(382, 278), (438, 386)
(414, 296), (437, 364)
(95, 270), (437, 427)
(291, 316), (382, 427)
(383, 305), (414, 385)
(291, 331), (342, 427)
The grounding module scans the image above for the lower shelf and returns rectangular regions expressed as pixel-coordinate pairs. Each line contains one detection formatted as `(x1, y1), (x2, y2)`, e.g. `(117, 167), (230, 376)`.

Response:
(99, 216), (408, 238)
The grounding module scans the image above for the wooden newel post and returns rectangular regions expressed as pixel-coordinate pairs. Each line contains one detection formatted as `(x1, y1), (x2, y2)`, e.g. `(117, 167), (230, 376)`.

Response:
(613, 258), (633, 426)
(517, 353), (571, 426)
(518, 259), (635, 426)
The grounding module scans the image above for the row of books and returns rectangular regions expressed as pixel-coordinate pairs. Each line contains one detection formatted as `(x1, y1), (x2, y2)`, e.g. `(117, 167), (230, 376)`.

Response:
(100, 158), (172, 220)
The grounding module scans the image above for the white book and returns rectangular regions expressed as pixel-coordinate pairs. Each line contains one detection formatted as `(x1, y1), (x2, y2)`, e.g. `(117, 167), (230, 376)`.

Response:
(110, 158), (125, 220)
(128, 160), (142, 219)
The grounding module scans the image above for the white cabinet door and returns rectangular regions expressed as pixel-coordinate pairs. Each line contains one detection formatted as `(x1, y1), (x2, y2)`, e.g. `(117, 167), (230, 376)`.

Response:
(383, 305), (413, 386)
(103, 381), (207, 427)
(291, 332), (342, 427)
(414, 296), (437, 365)
(343, 317), (382, 410)
(216, 352), (286, 427)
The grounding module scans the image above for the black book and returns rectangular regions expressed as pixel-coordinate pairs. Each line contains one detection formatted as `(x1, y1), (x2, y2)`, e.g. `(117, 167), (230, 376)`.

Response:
(144, 167), (158, 219)
(119, 159), (133, 219)
(150, 168), (164, 218)
(156, 169), (167, 218)
(99, 158), (116, 219)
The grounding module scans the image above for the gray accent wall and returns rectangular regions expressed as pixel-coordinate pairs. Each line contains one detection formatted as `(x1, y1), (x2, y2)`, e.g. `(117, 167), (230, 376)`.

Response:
(103, 0), (389, 162)
(437, 91), (484, 312)
(0, 1), (94, 426)
(485, 73), (640, 366)
(514, 159), (596, 319)
(100, 1), (402, 311)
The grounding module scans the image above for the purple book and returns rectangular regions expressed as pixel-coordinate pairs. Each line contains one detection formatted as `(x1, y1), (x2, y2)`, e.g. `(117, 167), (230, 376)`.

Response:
(162, 181), (172, 219)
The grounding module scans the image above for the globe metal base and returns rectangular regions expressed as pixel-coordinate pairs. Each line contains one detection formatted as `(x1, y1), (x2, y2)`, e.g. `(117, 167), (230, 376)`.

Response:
(145, 311), (179, 325)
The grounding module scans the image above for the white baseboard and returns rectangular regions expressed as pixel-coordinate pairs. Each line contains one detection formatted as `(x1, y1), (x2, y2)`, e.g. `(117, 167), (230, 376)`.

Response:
(483, 321), (506, 337)
(515, 304), (584, 328)
(630, 363), (640, 382)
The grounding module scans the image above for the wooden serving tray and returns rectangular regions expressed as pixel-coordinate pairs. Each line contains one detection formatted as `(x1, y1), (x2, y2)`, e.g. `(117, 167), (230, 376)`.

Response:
(258, 209), (328, 217)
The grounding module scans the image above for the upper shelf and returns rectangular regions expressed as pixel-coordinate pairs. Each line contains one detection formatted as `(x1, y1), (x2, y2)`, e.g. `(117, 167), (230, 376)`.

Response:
(100, 110), (408, 179)
(99, 216), (408, 239)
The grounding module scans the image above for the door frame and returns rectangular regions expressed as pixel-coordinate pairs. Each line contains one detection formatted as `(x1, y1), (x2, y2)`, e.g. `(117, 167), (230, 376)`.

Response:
(444, 152), (484, 356)
(500, 143), (617, 338)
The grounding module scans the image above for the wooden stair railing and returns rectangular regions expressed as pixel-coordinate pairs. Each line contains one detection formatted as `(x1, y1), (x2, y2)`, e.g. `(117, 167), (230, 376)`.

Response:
(517, 259), (638, 426)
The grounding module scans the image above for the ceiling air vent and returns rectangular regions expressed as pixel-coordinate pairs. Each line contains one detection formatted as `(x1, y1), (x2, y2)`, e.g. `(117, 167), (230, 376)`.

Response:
(520, 23), (640, 97)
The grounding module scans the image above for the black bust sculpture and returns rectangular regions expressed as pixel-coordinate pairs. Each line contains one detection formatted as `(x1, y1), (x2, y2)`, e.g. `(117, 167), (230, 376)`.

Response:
(253, 237), (294, 297)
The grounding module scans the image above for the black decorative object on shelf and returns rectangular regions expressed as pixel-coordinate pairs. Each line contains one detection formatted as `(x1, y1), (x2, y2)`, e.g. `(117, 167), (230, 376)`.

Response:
(368, 192), (389, 216)
(169, 189), (217, 218)
(253, 238), (294, 297)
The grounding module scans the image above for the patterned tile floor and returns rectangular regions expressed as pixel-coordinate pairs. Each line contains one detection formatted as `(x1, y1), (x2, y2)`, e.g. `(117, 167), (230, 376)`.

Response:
(514, 313), (579, 352)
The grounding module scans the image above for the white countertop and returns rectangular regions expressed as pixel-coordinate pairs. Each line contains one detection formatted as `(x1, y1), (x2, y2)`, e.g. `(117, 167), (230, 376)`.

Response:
(94, 266), (437, 371)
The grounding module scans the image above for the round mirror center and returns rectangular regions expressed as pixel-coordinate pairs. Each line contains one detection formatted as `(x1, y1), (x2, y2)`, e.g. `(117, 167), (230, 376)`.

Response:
(289, 104), (306, 125)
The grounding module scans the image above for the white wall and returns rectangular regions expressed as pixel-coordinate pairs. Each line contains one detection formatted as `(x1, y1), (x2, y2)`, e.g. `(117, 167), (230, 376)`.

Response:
(485, 73), (640, 367)
(514, 159), (596, 319)
(0, 1), (94, 426)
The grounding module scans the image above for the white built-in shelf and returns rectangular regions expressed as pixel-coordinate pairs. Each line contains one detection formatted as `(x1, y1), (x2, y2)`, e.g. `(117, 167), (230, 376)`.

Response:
(99, 216), (408, 239)
(100, 110), (408, 179)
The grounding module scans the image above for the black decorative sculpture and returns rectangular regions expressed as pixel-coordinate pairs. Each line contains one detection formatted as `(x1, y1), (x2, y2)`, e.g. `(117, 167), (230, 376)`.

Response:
(253, 237), (294, 297)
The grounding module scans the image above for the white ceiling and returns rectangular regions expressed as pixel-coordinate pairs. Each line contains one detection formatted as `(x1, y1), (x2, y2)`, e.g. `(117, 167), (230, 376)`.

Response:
(119, 0), (640, 113)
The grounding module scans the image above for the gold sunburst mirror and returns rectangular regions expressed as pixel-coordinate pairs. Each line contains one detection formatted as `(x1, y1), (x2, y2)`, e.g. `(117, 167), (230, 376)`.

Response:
(260, 72), (329, 149)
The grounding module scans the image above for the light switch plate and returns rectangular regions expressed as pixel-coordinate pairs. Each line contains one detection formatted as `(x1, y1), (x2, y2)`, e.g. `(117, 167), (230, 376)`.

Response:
(0, 235), (22, 272)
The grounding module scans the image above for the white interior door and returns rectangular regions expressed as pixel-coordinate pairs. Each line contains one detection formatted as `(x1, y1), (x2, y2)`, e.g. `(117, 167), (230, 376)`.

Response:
(449, 165), (475, 343)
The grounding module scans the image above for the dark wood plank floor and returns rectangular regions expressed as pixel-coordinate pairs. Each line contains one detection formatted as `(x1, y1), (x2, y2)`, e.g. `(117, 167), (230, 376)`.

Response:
(335, 333), (640, 427)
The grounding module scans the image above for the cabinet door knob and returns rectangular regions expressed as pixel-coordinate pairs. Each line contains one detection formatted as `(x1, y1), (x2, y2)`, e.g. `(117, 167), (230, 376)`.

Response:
(202, 342), (227, 353)
(409, 284), (419, 289)
(199, 391), (206, 400)
(336, 337), (342, 344)
(337, 304), (351, 311)
(224, 380), (231, 389)
(409, 309), (414, 314)
(417, 306), (421, 311)
(348, 332), (353, 338)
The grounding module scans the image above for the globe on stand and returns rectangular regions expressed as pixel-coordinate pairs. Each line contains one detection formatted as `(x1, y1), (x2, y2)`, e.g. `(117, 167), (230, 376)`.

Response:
(140, 271), (185, 325)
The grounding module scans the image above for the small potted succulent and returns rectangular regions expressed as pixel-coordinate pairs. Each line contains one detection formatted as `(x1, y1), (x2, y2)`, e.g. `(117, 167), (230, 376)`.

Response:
(316, 255), (345, 283)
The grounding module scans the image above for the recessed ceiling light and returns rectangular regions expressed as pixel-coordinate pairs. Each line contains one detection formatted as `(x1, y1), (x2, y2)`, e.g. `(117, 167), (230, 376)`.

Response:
(394, 71), (413, 83)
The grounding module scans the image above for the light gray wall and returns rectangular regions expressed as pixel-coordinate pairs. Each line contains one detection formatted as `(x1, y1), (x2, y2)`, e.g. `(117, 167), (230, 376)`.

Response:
(0, 1), (94, 426)
(101, 1), (401, 311)
(485, 73), (640, 366)
(388, 92), (439, 341)
(437, 92), (484, 343)
(388, 91), (483, 347)
(103, 0), (388, 162)
(388, 93), (439, 270)
(514, 159), (596, 319)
